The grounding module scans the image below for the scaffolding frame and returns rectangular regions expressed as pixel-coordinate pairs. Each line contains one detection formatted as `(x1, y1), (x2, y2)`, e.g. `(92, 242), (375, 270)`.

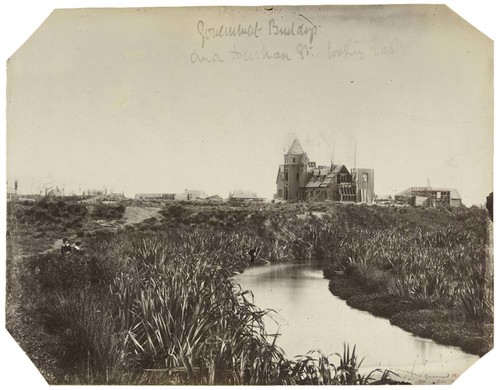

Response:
(398, 187), (452, 207)
(338, 184), (357, 202)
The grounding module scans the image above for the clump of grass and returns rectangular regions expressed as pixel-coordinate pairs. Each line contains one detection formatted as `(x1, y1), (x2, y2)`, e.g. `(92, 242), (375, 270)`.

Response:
(457, 279), (493, 322)
(280, 345), (402, 385)
(45, 289), (129, 384)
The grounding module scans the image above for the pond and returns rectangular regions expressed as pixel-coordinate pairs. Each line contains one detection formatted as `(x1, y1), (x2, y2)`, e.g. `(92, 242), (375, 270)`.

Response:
(235, 261), (479, 385)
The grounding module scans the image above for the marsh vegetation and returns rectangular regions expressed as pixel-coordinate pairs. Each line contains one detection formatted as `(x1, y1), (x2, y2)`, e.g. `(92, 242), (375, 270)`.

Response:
(6, 199), (492, 384)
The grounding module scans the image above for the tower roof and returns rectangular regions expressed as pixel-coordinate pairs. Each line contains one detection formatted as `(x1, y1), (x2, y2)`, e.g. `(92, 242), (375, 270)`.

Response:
(287, 139), (304, 155)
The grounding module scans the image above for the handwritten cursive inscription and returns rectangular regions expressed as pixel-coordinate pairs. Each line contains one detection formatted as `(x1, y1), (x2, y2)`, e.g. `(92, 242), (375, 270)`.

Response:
(192, 18), (400, 65)
(197, 20), (262, 48)
(327, 39), (365, 60)
(268, 18), (318, 44)
(229, 45), (292, 61)
(190, 51), (224, 63)
(369, 37), (400, 56)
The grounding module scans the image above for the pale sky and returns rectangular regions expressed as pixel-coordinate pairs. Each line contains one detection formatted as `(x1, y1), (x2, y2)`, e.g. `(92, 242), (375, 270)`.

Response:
(6, 5), (493, 205)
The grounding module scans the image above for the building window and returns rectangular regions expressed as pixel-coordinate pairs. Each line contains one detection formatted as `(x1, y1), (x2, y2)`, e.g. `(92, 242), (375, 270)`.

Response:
(293, 158), (296, 163)
(285, 172), (288, 181)
(296, 172), (299, 181)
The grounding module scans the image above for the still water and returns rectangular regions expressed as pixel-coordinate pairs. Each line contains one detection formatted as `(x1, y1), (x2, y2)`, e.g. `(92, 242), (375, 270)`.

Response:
(235, 261), (479, 385)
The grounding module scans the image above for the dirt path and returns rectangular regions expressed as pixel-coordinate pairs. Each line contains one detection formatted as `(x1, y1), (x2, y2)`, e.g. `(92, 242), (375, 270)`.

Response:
(123, 206), (161, 225)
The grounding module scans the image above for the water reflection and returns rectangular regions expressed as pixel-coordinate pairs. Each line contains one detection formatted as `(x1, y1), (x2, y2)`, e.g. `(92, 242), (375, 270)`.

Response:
(235, 262), (479, 384)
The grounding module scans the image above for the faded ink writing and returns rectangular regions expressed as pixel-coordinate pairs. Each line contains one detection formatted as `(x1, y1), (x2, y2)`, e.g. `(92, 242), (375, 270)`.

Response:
(369, 38), (400, 56)
(190, 51), (224, 64)
(268, 18), (318, 44)
(229, 45), (292, 62)
(328, 39), (365, 60)
(197, 20), (262, 48)
(192, 18), (400, 65)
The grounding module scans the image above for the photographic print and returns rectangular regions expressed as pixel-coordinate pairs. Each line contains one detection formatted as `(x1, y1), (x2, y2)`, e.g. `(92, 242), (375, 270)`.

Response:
(4, 2), (494, 386)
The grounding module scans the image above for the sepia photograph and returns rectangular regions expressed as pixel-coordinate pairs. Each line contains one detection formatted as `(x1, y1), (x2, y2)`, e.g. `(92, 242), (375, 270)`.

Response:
(1, 0), (497, 387)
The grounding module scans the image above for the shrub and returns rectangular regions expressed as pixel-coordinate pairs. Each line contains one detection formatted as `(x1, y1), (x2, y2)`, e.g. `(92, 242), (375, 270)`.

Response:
(92, 203), (126, 220)
(161, 204), (185, 219)
(9, 199), (88, 228)
(43, 288), (129, 384)
(457, 279), (493, 322)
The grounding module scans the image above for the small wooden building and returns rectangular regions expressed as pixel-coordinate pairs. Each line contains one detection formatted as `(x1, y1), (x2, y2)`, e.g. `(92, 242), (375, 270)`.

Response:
(228, 190), (263, 204)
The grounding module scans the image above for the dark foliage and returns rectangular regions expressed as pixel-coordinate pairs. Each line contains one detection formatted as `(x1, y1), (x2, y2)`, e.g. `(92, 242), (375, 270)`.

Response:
(92, 203), (126, 220)
(9, 199), (88, 228)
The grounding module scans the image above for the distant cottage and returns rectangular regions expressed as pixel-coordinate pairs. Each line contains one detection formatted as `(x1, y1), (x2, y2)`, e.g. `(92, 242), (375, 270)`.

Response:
(175, 189), (207, 201)
(228, 190), (263, 204)
(45, 186), (64, 198)
(205, 194), (223, 202)
(275, 139), (375, 203)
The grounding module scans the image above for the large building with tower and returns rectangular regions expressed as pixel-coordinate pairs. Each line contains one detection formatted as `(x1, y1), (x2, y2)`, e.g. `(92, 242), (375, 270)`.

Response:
(275, 139), (375, 203)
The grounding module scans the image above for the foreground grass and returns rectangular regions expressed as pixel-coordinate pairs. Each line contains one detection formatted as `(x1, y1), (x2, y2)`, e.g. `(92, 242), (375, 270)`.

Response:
(6, 198), (492, 383)
(5, 198), (129, 382)
(13, 229), (400, 385)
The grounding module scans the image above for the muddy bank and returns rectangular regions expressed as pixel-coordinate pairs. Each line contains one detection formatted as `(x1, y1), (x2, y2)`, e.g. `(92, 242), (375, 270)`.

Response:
(327, 273), (493, 357)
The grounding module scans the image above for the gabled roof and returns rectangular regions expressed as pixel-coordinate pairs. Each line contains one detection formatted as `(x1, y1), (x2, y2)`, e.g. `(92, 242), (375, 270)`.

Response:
(46, 187), (63, 197)
(287, 139), (305, 155)
(231, 190), (258, 199)
(305, 165), (348, 188)
(331, 164), (346, 175)
(206, 194), (223, 200)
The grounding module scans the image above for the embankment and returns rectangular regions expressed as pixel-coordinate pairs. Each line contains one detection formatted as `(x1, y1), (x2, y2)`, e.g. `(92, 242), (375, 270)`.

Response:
(326, 271), (493, 357)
